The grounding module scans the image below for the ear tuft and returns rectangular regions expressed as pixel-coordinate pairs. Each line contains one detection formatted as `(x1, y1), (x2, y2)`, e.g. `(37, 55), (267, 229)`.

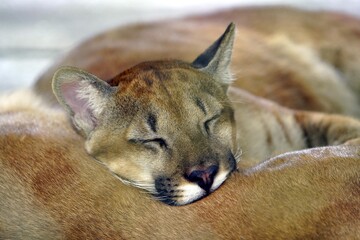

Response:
(52, 66), (114, 136)
(192, 23), (236, 89)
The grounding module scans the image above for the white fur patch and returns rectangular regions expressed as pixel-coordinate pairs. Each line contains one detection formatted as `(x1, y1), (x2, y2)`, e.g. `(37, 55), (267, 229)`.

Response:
(0, 89), (64, 118)
(177, 170), (230, 204)
(76, 81), (107, 116)
(177, 184), (205, 205)
(211, 171), (228, 191)
(248, 145), (358, 174)
(0, 89), (47, 112)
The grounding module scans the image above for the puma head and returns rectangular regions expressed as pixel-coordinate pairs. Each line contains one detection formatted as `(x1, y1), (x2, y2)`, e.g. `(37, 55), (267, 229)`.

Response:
(52, 23), (239, 205)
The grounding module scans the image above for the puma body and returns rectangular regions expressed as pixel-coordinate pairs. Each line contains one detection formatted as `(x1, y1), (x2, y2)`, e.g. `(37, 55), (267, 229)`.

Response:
(1, 94), (360, 239)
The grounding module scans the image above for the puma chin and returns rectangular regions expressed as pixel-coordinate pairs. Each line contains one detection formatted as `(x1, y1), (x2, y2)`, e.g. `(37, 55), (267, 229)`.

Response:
(52, 23), (239, 205)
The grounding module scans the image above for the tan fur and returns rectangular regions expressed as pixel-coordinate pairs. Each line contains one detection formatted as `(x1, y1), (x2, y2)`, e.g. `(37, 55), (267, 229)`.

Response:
(1, 103), (359, 239)
(228, 87), (360, 167)
(1, 6), (360, 238)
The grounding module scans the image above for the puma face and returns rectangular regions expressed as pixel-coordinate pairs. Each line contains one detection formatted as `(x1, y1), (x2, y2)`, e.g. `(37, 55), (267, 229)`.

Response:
(52, 23), (239, 205)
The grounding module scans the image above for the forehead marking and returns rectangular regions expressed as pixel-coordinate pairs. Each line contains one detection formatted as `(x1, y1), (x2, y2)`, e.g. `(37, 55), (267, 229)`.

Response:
(195, 98), (207, 115)
(147, 113), (157, 133)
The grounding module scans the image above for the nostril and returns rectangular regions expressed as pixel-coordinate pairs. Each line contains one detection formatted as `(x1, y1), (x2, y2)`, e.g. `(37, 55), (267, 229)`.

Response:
(185, 165), (219, 193)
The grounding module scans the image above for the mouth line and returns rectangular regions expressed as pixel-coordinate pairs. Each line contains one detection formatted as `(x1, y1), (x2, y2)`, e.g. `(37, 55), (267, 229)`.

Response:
(155, 192), (208, 206)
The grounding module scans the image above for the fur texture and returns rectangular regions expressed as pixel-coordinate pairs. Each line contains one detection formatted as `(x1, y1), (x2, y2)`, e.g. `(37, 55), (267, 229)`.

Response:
(1, 6), (360, 239)
(0, 100), (359, 239)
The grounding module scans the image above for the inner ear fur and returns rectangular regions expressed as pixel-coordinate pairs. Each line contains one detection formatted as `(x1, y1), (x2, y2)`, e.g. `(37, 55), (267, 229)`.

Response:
(192, 22), (236, 89)
(52, 66), (114, 136)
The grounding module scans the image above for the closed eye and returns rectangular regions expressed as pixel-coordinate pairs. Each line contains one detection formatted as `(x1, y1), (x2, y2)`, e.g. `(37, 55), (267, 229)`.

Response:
(130, 138), (168, 149)
(204, 114), (221, 134)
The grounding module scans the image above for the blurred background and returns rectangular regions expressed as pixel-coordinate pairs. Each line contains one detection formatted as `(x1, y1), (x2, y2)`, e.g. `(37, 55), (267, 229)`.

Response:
(1, 0), (360, 92)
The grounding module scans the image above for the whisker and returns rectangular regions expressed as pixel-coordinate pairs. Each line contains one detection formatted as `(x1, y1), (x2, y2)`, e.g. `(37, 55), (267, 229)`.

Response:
(230, 100), (246, 104)
(110, 172), (158, 193)
(152, 195), (169, 201)
(233, 145), (243, 163)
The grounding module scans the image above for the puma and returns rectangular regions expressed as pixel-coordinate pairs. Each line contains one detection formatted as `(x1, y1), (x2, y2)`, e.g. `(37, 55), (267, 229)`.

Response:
(39, 20), (359, 205)
(1, 6), (360, 238)
(40, 8), (360, 205)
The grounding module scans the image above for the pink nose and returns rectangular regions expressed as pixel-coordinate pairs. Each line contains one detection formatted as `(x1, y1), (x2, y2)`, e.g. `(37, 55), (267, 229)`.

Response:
(185, 165), (219, 193)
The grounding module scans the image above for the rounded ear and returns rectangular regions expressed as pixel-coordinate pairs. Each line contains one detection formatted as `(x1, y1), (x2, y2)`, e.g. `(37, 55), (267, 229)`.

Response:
(192, 23), (236, 90)
(52, 66), (115, 136)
